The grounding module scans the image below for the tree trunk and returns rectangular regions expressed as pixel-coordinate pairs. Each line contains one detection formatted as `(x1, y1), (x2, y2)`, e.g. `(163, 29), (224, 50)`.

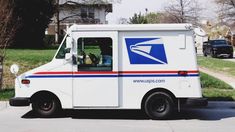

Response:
(0, 56), (3, 90)
(55, 0), (60, 45)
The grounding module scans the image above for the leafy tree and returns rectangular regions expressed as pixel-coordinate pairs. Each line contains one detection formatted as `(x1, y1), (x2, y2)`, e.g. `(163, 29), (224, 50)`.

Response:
(12, 0), (56, 48)
(145, 12), (162, 24)
(129, 13), (147, 24)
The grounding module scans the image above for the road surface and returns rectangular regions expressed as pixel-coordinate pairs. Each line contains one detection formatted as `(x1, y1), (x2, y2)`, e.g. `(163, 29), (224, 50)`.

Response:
(0, 101), (235, 132)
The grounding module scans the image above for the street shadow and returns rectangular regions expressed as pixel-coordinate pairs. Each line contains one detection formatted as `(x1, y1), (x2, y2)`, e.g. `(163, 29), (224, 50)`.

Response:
(207, 97), (234, 101)
(22, 109), (148, 120)
(21, 106), (235, 121)
(218, 56), (234, 59)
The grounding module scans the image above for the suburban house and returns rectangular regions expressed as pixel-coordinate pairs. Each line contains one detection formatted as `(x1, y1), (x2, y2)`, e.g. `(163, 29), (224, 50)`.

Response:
(46, 0), (113, 35)
(198, 20), (235, 46)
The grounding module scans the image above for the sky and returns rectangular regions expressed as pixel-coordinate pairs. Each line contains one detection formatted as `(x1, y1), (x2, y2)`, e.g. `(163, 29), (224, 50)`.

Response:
(106, 0), (217, 24)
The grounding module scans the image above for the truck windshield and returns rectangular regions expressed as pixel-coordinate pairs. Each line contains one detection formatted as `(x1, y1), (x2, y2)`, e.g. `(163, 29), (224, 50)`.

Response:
(211, 40), (228, 45)
(55, 35), (67, 59)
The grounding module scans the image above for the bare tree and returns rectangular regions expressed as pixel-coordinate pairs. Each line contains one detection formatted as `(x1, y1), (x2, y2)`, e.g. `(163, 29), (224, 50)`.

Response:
(163, 0), (202, 25)
(0, 0), (20, 89)
(216, 0), (235, 23)
(118, 17), (129, 24)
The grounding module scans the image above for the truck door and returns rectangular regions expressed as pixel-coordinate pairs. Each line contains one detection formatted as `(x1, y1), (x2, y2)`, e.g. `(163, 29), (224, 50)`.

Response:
(72, 31), (119, 107)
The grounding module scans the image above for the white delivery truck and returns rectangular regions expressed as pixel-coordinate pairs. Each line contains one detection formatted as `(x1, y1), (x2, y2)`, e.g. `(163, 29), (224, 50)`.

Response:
(10, 24), (207, 119)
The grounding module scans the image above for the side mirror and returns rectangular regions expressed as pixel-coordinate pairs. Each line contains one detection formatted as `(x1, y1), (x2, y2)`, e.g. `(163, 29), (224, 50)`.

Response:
(10, 64), (19, 75)
(65, 53), (72, 61)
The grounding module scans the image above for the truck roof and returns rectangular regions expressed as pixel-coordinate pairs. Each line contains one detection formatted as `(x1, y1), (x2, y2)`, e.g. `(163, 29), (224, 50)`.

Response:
(69, 24), (193, 32)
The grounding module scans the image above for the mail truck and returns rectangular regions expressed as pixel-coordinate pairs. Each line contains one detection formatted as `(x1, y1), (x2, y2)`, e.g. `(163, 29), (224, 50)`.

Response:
(10, 24), (207, 119)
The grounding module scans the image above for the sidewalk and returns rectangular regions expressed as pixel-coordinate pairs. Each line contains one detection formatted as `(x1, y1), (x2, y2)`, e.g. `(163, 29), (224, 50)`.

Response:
(0, 101), (9, 110)
(199, 67), (235, 89)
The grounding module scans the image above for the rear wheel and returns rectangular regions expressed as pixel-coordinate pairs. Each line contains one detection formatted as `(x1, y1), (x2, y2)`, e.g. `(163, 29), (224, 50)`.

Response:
(144, 92), (174, 120)
(32, 93), (61, 117)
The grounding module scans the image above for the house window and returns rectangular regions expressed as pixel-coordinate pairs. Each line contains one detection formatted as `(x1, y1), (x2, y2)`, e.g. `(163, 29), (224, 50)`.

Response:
(81, 7), (87, 18)
(80, 7), (95, 19)
(77, 37), (113, 71)
(88, 8), (94, 18)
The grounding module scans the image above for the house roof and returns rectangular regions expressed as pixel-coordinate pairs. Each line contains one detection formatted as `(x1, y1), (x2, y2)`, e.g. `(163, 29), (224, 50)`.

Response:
(59, 0), (110, 5)
(68, 24), (193, 32)
(59, 0), (112, 12)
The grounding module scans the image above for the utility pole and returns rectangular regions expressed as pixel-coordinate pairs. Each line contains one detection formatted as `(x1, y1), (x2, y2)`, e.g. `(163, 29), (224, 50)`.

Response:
(55, 0), (60, 45)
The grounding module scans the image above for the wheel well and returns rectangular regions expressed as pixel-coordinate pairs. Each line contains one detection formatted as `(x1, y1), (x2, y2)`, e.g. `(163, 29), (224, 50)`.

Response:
(31, 91), (61, 107)
(141, 88), (177, 109)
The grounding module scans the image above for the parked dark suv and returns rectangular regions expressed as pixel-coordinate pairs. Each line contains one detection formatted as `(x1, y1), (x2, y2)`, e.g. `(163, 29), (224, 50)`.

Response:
(203, 40), (233, 58)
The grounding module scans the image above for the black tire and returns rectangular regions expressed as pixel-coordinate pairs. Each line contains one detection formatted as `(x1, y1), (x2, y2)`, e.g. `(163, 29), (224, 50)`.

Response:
(210, 50), (216, 58)
(144, 92), (174, 120)
(229, 54), (233, 59)
(32, 93), (61, 117)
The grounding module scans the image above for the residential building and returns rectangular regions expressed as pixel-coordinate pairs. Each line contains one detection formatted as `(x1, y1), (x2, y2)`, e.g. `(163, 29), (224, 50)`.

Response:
(46, 0), (112, 35)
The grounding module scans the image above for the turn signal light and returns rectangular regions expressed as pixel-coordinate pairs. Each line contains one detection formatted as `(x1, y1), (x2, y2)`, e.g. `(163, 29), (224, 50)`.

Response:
(21, 79), (30, 84)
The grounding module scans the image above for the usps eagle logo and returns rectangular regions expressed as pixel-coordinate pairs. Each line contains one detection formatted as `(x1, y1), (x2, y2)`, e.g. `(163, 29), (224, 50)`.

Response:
(125, 38), (168, 64)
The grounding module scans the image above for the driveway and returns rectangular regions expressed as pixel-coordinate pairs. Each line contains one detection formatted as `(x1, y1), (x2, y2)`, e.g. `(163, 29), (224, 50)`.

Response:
(0, 101), (235, 132)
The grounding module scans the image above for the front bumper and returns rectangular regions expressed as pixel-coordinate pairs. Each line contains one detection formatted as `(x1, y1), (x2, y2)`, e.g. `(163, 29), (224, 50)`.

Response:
(184, 98), (208, 107)
(9, 97), (30, 106)
(214, 50), (233, 56)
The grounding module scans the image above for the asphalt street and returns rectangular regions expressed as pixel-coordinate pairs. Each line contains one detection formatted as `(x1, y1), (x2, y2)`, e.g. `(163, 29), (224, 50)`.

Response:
(0, 101), (235, 132)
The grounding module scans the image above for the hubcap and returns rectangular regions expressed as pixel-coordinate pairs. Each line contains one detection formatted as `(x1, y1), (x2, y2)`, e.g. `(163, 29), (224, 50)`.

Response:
(151, 98), (166, 113)
(38, 99), (53, 111)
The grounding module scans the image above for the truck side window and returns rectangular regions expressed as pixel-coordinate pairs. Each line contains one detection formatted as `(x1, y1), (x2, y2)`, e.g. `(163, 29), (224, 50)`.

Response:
(77, 37), (113, 71)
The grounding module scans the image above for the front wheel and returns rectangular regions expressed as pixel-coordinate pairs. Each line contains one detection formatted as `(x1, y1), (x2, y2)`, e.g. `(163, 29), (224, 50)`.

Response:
(144, 92), (174, 120)
(32, 93), (61, 117)
(210, 50), (216, 58)
(203, 51), (207, 57)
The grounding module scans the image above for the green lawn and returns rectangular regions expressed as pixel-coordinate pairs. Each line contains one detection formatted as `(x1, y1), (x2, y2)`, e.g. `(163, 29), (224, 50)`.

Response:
(3, 49), (57, 88)
(198, 56), (235, 101)
(200, 72), (232, 90)
(197, 56), (235, 77)
(200, 72), (235, 101)
(0, 89), (14, 101)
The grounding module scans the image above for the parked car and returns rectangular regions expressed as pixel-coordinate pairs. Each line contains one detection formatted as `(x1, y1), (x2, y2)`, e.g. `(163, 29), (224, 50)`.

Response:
(203, 40), (234, 58)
